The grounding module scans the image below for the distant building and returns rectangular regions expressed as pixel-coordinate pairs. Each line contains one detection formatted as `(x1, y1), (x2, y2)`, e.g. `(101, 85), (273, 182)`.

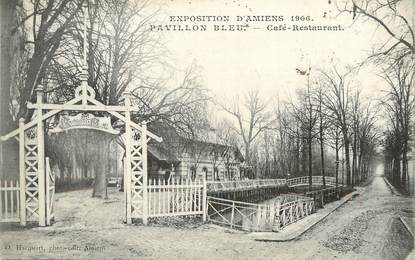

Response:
(147, 124), (244, 182)
(47, 123), (245, 189)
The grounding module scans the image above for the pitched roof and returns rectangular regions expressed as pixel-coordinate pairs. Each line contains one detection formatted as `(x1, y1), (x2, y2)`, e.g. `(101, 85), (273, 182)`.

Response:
(148, 145), (179, 163)
(147, 121), (244, 163)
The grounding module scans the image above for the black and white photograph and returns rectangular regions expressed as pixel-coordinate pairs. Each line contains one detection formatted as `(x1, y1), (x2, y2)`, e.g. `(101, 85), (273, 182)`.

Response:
(0, 0), (414, 259)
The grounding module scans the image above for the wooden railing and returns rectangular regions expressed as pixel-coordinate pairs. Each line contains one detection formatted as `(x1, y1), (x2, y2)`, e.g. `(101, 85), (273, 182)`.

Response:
(273, 196), (315, 231)
(207, 196), (274, 231)
(207, 179), (287, 192)
(304, 186), (343, 208)
(273, 193), (309, 205)
(286, 176), (343, 187)
(0, 180), (20, 222)
(206, 176), (344, 192)
(207, 193), (315, 232)
(147, 178), (207, 219)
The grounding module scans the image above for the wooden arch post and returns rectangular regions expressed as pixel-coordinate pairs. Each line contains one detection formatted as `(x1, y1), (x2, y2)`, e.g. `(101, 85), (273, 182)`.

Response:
(124, 91), (133, 224)
(18, 118), (26, 226)
(36, 85), (46, 227)
(141, 121), (148, 225)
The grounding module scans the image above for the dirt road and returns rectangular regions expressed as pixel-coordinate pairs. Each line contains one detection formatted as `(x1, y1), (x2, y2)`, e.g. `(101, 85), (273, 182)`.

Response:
(0, 166), (413, 259)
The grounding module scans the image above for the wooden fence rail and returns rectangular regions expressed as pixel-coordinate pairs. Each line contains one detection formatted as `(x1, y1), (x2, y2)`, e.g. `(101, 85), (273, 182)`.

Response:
(304, 186), (344, 208)
(207, 179), (287, 192)
(0, 180), (20, 222)
(287, 176), (344, 187)
(207, 176), (344, 193)
(207, 196), (274, 231)
(273, 196), (315, 231)
(207, 194), (315, 232)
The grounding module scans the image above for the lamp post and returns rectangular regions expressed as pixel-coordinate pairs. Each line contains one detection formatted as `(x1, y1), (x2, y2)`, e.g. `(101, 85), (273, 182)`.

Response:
(296, 65), (313, 190)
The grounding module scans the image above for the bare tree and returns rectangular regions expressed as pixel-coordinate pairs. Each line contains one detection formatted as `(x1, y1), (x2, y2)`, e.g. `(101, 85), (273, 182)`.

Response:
(212, 120), (241, 180)
(335, 0), (414, 62)
(313, 84), (332, 187)
(218, 89), (274, 177)
(17, 0), (84, 120)
(290, 81), (319, 188)
(319, 66), (354, 186)
(1, 0), (82, 178)
(381, 53), (414, 189)
(326, 125), (344, 187)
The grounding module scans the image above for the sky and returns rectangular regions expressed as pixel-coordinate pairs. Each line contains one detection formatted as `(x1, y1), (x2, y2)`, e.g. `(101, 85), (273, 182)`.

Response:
(148, 0), (398, 105)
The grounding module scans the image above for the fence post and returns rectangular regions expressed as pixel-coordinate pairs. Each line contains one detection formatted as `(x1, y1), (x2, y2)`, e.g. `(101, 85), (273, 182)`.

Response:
(19, 118), (26, 226)
(273, 200), (281, 231)
(45, 157), (50, 226)
(142, 121), (148, 225)
(202, 172), (207, 222)
(230, 201), (235, 229)
(269, 203), (275, 227)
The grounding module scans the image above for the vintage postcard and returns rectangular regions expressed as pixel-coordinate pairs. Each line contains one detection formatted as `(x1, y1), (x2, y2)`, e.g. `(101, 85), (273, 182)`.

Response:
(0, 0), (414, 259)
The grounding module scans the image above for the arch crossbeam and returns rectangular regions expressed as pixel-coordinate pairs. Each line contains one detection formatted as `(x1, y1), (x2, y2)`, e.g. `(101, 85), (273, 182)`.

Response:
(1, 94), (162, 143)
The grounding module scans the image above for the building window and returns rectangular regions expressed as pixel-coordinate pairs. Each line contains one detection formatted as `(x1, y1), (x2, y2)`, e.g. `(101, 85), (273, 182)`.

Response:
(214, 167), (219, 181)
(202, 167), (208, 180)
(190, 166), (196, 180)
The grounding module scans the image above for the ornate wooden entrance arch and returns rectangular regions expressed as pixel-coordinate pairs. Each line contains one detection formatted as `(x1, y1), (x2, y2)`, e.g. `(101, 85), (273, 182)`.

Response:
(0, 67), (162, 227)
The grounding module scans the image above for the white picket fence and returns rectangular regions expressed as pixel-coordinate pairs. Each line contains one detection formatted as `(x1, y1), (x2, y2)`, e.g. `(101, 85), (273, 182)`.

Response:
(0, 180), (20, 222)
(147, 178), (207, 219)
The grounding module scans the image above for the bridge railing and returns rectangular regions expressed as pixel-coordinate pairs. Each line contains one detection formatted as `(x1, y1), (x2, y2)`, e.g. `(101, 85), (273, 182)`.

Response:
(304, 186), (344, 208)
(207, 179), (287, 192)
(204, 175), (344, 192)
(273, 196), (315, 231)
(207, 196), (274, 231)
(287, 176), (344, 187)
(206, 193), (315, 232)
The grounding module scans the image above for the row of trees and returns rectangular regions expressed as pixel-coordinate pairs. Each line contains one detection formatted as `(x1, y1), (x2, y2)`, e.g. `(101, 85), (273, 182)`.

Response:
(341, 0), (414, 192)
(218, 65), (379, 187)
(382, 55), (414, 190)
(215, 0), (414, 190)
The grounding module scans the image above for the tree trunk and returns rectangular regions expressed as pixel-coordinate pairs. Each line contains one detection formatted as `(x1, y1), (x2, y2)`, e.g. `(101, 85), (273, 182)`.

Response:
(244, 142), (251, 176)
(0, 0), (19, 180)
(319, 130), (326, 187)
(92, 137), (108, 199)
(308, 135), (312, 190)
(393, 156), (401, 185)
(358, 150), (363, 183)
(352, 134), (357, 186)
(335, 138), (339, 187)
(295, 133), (300, 175)
(344, 136), (352, 186)
(402, 143), (408, 188)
